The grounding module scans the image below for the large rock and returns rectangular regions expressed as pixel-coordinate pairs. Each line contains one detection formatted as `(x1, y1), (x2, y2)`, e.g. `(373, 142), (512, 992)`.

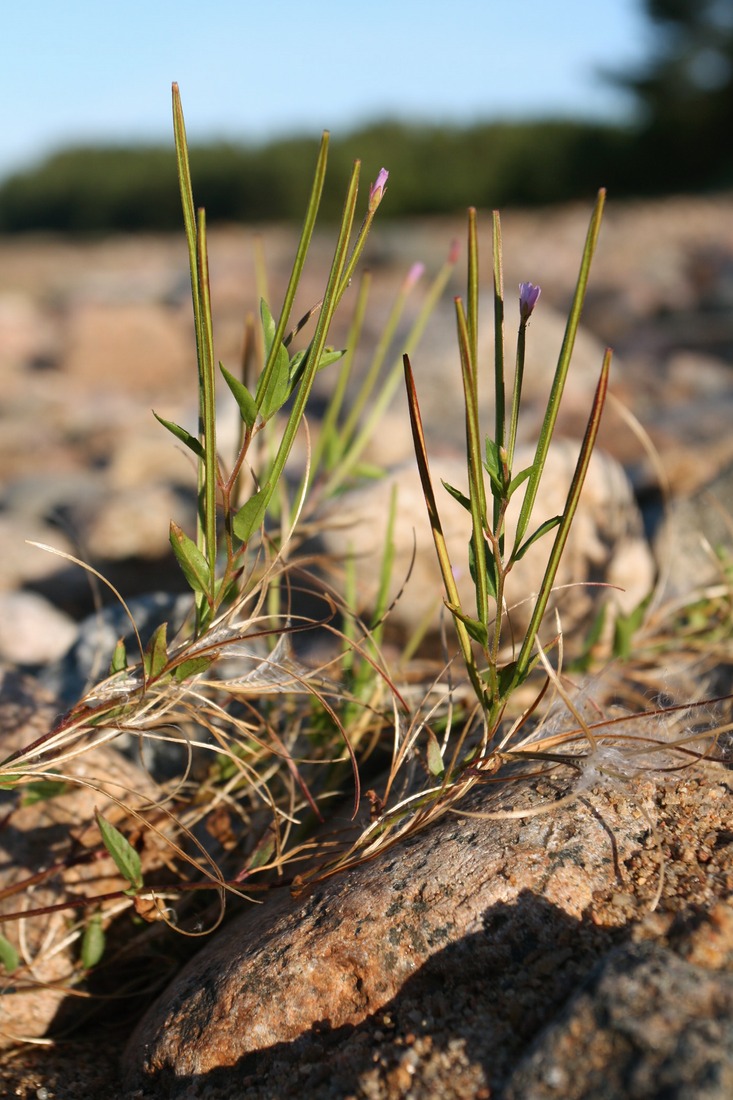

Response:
(656, 457), (733, 597)
(504, 936), (733, 1100)
(0, 591), (77, 665)
(122, 743), (731, 1096)
(62, 301), (192, 397)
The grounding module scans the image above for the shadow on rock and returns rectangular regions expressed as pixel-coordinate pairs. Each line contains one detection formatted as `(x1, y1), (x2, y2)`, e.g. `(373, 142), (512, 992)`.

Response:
(124, 892), (625, 1099)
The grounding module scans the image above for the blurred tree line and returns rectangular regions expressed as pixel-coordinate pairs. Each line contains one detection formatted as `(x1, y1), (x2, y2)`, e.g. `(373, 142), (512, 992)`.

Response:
(0, 0), (730, 234)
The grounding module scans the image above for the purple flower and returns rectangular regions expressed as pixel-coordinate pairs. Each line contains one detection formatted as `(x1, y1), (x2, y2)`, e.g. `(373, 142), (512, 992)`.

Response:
(404, 262), (425, 291)
(368, 167), (389, 212)
(519, 281), (541, 321)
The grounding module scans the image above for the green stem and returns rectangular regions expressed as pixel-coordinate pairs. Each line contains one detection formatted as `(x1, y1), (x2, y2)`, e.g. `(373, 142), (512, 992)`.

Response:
(512, 349), (611, 690)
(514, 188), (606, 551)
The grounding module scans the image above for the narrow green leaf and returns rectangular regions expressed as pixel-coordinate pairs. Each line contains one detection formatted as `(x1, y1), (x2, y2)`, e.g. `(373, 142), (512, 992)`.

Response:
(170, 522), (212, 595)
(174, 655), (214, 681)
(441, 479), (472, 513)
(289, 346), (345, 389)
(20, 780), (67, 807)
(484, 437), (502, 481)
(109, 638), (127, 675)
(484, 554), (498, 601)
(220, 363), (257, 429)
(232, 489), (268, 543)
(250, 133), (328, 431)
(492, 211), (506, 457)
(81, 914), (106, 969)
(96, 812), (143, 892)
(194, 209), (219, 595)
(245, 159), (361, 530)
(507, 464), (534, 498)
(455, 298), (490, 634)
(144, 622), (168, 680)
(513, 515), (562, 562)
(613, 596), (650, 659)
(513, 348), (611, 688)
(153, 413), (205, 459)
(483, 437), (506, 497)
(256, 299), (291, 418)
(0, 935), (18, 974)
(514, 189), (606, 550)
(496, 660), (523, 696)
(446, 603), (488, 647)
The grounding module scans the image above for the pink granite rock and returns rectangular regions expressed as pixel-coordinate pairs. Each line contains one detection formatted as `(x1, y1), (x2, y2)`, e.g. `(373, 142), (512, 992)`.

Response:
(123, 755), (665, 1091)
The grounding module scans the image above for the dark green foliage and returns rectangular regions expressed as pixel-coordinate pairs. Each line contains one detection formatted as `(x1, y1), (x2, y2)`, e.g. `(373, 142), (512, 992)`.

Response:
(0, 120), (636, 234)
(608, 0), (733, 191)
(4, 0), (733, 242)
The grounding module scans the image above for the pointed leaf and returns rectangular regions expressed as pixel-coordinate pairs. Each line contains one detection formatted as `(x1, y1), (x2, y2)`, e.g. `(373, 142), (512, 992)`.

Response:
(513, 515), (562, 563)
(446, 602), (488, 647)
(174, 655), (214, 681)
(20, 780), (67, 807)
(81, 914), (106, 969)
(507, 463), (534, 498)
(441, 479), (472, 513)
(144, 622), (168, 680)
(95, 812), (143, 892)
(256, 299), (291, 418)
(220, 363), (257, 429)
(233, 489), (268, 543)
(484, 437), (505, 495)
(613, 595), (650, 660)
(496, 660), (523, 696)
(109, 638), (127, 675)
(153, 413), (205, 459)
(0, 935), (18, 974)
(289, 346), (345, 388)
(170, 522), (212, 596)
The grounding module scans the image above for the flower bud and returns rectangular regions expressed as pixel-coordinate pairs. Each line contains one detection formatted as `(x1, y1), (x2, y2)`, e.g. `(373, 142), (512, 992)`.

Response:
(519, 281), (541, 321)
(368, 167), (389, 212)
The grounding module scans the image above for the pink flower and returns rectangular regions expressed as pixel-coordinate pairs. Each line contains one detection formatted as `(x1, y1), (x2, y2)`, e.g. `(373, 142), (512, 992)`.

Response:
(404, 262), (425, 291)
(368, 167), (389, 212)
(519, 281), (541, 320)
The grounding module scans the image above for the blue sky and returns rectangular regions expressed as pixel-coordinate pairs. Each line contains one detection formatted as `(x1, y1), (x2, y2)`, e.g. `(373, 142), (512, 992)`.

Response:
(1, 0), (650, 179)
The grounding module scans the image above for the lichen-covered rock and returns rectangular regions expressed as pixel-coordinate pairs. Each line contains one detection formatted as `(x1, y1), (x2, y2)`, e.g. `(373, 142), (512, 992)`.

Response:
(504, 938), (733, 1100)
(122, 754), (664, 1093)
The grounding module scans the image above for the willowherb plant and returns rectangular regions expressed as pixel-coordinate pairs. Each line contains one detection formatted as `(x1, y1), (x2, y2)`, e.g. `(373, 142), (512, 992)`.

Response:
(0, 86), (419, 986)
(307, 194), (731, 882)
(0, 84), (729, 1006)
(404, 198), (610, 742)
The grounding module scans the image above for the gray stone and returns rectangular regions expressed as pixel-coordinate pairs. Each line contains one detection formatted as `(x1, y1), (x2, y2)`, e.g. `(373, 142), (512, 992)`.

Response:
(656, 457), (733, 597)
(0, 591), (77, 665)
(504, 941), (733, 1100)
